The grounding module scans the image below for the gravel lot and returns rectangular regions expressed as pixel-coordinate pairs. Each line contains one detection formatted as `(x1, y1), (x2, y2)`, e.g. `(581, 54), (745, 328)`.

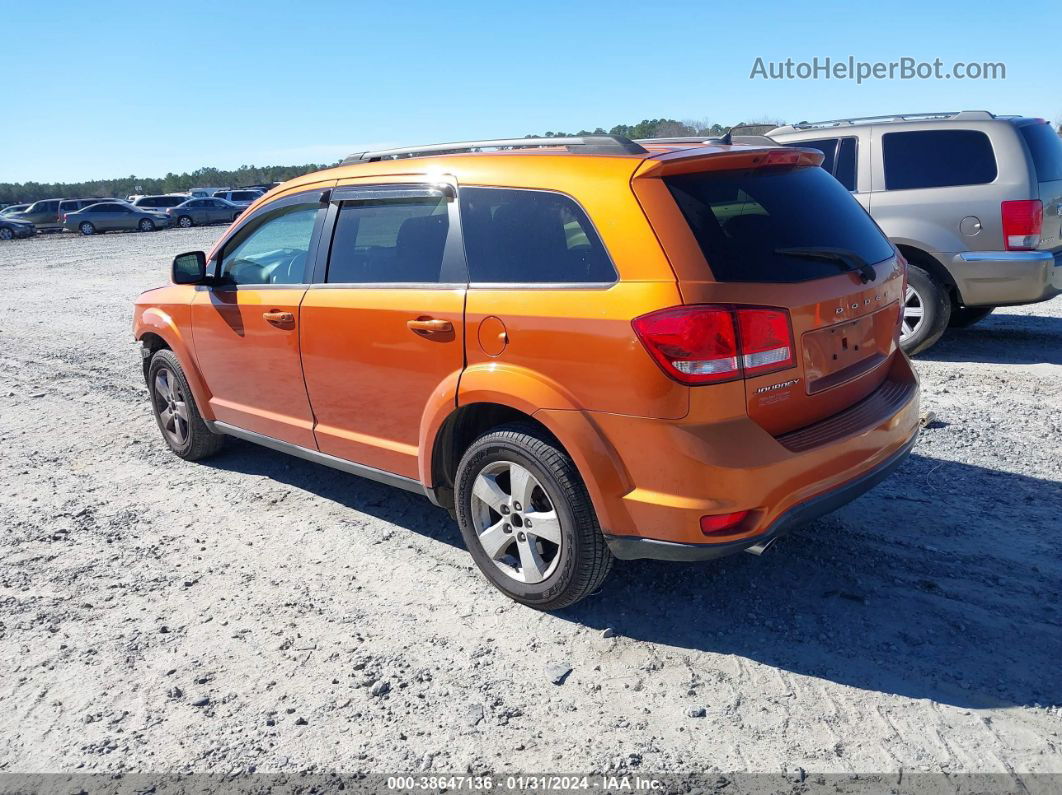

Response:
(1, 229), (1060, 780)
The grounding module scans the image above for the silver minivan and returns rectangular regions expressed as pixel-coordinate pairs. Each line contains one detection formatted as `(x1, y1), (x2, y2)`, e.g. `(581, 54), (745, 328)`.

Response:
(768, 111), (1062, 353)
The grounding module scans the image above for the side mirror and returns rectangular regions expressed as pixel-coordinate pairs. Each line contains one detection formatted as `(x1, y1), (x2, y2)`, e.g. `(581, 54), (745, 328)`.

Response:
(172, 251), (207, 284)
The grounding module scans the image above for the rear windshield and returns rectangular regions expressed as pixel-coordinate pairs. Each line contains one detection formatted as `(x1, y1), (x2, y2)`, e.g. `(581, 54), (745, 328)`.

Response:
(1020, 123), (1062, 182)
(665, 166), (894, 283)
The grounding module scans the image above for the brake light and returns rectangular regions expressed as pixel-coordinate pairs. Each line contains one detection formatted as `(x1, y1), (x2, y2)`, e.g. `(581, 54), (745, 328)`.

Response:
(736, 309), (793, 376)
(1001, 200), (1042, 250)
(632, 305), (795, 385)
(700, 510), (750, 535)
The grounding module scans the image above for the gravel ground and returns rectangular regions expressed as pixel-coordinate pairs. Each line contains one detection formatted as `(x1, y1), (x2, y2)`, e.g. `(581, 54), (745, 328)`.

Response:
(0, 229), (1060, 779)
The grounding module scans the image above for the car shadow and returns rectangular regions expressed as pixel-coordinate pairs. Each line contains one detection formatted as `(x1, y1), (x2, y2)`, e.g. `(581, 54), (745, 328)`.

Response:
(203, 438), (463, 549)
(205, 441), (1061, 710)
(917, 312), (1062, 365)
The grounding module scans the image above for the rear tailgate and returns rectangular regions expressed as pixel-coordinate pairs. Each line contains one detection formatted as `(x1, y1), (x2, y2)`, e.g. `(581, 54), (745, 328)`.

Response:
(633, 146), (904, 436)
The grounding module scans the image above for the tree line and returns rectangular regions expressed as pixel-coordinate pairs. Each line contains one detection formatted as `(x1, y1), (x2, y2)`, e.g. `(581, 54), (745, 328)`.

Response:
(0, 164), (327, 205)
(528, 117), (783, 140)
(0, 118), (790, 204)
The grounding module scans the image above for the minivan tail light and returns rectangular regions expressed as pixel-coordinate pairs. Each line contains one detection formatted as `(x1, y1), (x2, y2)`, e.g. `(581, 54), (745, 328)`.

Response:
(631, 306), (739, 384)
(736, 309), (794, 376)
(1001, 200), (1042, 250)
(632, 305), (795, 386)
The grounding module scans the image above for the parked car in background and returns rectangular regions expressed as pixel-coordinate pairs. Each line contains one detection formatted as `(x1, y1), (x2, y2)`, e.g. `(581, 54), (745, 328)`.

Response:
(63, 201), (170, 235)
(212, 189), (263, 206)
(9, 198), (62, 231)
(188, 187), (227, 199)
(168, 197), (243, 228)
(0, 204), (29, 217)
(134, 134), (919, 609)
(58, 198), (111, 219)
(0, 216), (35, 240)
(132, 194), (189, 212)
(768, 111), (1062, 354)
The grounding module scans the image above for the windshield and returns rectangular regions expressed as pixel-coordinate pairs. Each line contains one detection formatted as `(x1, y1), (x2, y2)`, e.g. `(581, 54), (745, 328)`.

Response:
(665, 166), (895, 283)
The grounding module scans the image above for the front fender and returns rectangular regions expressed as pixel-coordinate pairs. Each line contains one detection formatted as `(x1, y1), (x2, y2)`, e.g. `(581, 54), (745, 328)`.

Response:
(134, 304), (215, 422)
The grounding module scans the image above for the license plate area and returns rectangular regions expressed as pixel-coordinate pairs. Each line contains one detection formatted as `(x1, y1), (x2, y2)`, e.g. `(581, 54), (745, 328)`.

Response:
(802, 311), (892, 395)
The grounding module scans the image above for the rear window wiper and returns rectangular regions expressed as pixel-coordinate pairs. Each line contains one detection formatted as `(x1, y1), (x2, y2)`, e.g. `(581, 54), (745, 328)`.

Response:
(774, 246), (877, 283)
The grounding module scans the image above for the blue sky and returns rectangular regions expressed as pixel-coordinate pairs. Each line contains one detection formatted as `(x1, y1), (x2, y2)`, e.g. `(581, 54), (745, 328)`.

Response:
(3, 0), (1056, 184)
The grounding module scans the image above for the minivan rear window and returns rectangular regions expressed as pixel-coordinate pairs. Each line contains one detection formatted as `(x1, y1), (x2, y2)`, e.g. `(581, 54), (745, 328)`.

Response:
(665, 166), (894, 283)
(1020, 123), (1062, 182)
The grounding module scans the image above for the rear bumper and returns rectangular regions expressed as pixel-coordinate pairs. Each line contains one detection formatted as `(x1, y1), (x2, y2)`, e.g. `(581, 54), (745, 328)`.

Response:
(605, 430), (917, 561)
(949, 249), (1062, 306)
(552, 353), (921, 561)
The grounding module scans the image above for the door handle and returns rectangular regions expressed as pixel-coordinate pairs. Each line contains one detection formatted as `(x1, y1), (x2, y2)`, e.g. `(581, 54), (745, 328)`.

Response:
(407, 318), (453, 336)
(263, 310), (295, 327)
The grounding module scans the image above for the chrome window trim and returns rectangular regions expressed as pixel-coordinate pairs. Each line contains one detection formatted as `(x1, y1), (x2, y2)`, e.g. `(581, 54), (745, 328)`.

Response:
(468, 281), (617, 290)
(308, 282), (466, 290)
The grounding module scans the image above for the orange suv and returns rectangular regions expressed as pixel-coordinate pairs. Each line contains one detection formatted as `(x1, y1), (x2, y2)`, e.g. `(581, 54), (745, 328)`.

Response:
(133, 135), (920, 610)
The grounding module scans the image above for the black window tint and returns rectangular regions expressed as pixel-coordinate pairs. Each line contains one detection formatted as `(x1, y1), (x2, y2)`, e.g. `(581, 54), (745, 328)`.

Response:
(883, 130), (996, 190)
(785, 138), (837, 174)
(220, 204), (319, 286)
(327, 197), (449, 283)
(836, 138), (857, 191)
(665, 166), (895, 283)
(1020, 122), (1062, 182)
(460, 188), (615, 283)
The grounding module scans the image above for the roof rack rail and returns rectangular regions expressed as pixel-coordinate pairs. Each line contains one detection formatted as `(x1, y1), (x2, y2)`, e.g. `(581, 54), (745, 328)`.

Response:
(770, 110), (997, 133)
(342, 135), (648, 164)
(634, 134), (779, 147)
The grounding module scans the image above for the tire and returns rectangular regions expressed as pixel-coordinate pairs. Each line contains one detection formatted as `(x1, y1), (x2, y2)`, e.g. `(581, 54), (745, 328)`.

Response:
(0, 227), (13, 241)
(177, 215), (193, 228)
(79, 222), (95, 236)
(900, 264), (950, 355)
(949, 306), (995, 328)
(138, 218), (155, 232)
(146, 349), (224, 461)
(455, 423), (613, 610)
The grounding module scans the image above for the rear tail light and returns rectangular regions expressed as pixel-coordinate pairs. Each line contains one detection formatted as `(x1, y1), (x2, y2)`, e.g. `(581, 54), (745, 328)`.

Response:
(1001, 200), (1043, 250)
(632, 305), (795, 385)
(700, 510), (750, 535)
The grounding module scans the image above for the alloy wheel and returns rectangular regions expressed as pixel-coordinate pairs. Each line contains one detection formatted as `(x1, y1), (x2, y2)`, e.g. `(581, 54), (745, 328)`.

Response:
(470, 461), (563, 584)
(153, 368), (190, 448)
(0, 228), (13, 241)
(901, 284), (925, 343)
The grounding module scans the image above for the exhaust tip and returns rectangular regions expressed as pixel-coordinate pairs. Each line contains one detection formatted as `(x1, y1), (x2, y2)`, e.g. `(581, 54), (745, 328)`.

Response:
(744, 537), (777, 556)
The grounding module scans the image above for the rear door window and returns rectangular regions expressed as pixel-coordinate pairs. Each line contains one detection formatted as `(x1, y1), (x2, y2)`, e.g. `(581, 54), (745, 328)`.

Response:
(1019, 122), (1062, 181)
(882, 129), (997, 190)
(836, 137), (857, 191)
(783, 137), (857, 191)
(326, 197), (450, 284)
(665, 166), (895, 283)
(460, 188), (616, 284)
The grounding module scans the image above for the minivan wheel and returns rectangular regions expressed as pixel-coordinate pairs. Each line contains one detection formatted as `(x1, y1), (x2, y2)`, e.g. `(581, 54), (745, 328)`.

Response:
(78, 222), (95, 236)
(455, 423), (613, 610)
(949, 306), (995, 328)
(177, 215), (193, 228)
(147, 350), (225, 461)
(900, 265), (950, 355)
(138, 218), (155, 232)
